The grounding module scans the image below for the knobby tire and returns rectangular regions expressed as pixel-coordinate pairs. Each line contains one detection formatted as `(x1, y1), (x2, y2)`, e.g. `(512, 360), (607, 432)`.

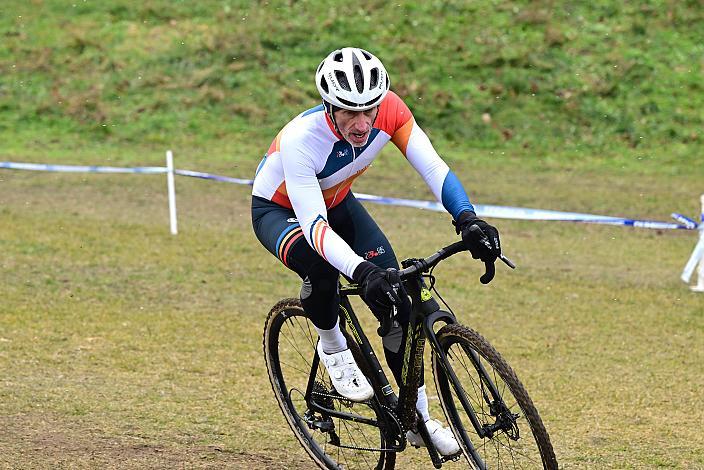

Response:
(432, 324), (558, 469)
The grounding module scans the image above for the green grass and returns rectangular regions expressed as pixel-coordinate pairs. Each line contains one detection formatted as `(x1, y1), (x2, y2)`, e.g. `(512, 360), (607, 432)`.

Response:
(1, 1), (703, 172)
(1, 1), (704, 468)
(1, 161), (703, 468)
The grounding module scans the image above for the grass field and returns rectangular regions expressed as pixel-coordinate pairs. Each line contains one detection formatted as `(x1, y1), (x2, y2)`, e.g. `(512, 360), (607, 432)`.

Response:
(2, 156), (703, 468)
(2, 1), (702, 164)
(2, 1), (704, 468)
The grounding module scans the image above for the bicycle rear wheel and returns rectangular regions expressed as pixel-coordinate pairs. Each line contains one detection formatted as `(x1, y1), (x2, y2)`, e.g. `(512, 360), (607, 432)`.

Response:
(263, 298), (395, 470)
(432, 324), (557, 469)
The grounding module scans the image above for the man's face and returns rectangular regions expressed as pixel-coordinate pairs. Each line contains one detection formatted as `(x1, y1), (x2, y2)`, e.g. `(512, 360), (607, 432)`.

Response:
(333, 107), (379, 147)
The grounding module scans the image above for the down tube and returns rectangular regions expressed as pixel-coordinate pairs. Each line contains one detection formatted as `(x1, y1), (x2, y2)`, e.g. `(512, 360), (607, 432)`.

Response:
(338, 296), (396, 400)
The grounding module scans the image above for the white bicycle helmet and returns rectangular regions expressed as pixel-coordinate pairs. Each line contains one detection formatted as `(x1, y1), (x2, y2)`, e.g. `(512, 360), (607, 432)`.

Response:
(315, 47), (390, 111)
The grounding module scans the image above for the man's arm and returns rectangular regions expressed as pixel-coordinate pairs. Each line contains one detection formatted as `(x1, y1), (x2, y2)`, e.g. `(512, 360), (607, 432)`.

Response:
(280, 134), (365, 279)
(393, 115), (502, 264)
(380, 92), (474, 220)
(400, 122), (475, 220)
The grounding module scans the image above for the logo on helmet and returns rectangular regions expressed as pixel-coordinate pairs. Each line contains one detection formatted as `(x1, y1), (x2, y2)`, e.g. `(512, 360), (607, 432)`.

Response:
(326, 72), (340, 92)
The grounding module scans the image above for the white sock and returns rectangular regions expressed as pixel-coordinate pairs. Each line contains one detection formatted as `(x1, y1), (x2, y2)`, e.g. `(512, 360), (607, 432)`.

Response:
(315, 318), (348, 353)
(416, 385), (431, 423)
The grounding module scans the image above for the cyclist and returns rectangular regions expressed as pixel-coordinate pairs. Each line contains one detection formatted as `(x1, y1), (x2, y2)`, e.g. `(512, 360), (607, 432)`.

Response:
(251, 47), (501, 455)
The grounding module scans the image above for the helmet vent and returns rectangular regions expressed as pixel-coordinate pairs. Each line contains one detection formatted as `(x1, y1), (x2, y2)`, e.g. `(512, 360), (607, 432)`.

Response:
(351, 53), (364, 93)
(335, 70), (351, 91)
(370, 68), (379, 89)
(333, 52), (343, 62)
(361, 50), (372, 60)
(319, 76), (329, 94)
(353, 65), (364, 93)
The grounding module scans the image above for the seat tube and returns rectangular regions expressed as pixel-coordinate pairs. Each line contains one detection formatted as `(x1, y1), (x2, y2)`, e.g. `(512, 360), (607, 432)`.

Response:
(305, 351), (321, 402)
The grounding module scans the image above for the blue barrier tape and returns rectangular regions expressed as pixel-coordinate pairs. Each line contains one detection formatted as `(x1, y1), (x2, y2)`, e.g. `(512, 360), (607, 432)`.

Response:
(0, 161), (166, 174)
(353, 193), (694, 230)
(173, 168), (254, 185)
(671, 213), (698, 230)
(1, 161), (697, 230)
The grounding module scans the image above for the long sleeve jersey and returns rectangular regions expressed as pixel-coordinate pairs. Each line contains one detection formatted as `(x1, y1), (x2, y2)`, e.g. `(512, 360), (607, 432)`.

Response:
(251, 91), (474, 279)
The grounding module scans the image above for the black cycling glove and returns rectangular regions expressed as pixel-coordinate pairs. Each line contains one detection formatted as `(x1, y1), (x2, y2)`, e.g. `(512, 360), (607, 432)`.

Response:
(454, 211), (501, 262)
(352, 261), (405, 319)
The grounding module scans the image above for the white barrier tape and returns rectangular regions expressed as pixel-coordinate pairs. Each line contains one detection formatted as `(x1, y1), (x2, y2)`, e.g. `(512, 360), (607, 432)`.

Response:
(671, 213), (698, 230)
(173, 168), (254, 186)
(0, 161), (166, 174)
(1, 161), (697, 231)
(354, 193), (694, 231)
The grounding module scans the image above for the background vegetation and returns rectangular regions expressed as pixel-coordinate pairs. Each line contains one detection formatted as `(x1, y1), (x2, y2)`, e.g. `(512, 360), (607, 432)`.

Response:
(1, 0), (703, 170)
(1, 1), (703, 468)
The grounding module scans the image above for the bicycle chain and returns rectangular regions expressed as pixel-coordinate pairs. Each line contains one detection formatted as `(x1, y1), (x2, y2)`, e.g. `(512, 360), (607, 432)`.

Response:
(309, 390), (407, 452)
(380, 403), (408, 450)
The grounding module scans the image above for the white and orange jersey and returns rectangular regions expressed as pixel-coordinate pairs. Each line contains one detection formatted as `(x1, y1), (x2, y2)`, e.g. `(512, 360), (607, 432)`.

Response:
(252, 91), (474, 279)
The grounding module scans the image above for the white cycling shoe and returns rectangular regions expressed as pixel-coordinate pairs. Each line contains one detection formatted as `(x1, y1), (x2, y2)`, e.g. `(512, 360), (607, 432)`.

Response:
(407, 419), (461, 456)
(317, 342), (374, 402)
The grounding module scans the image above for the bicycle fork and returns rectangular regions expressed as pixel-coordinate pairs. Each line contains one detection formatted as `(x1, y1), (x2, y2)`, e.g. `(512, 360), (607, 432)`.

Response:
(423, 311), (515, 470)
(402, 278), (465, 468)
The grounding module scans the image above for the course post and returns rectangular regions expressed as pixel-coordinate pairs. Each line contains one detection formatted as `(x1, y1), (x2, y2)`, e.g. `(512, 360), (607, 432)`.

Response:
(681, 194), (704, 291)
(692, 195), (704, 292)
(166, 150), (178, 235)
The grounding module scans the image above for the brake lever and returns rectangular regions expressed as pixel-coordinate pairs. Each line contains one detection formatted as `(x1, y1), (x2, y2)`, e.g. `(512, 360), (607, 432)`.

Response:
(499, 254), (516, 269)
(467, 225), (516, 283)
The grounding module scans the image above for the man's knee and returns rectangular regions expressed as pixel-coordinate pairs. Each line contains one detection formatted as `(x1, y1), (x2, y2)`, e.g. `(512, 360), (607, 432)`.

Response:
(300, 261), (340, 329)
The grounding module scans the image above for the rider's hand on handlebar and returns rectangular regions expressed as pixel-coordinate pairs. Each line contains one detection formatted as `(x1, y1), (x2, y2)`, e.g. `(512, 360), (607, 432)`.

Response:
(454, 211), (501, 263)
(352, 261), (407, 319)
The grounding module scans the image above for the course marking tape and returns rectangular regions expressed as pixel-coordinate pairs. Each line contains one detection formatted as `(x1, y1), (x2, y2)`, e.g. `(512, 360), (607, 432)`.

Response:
(353, 193), (695, 231)
(0, 161), (166, 174)
(1, 161), (697, 231)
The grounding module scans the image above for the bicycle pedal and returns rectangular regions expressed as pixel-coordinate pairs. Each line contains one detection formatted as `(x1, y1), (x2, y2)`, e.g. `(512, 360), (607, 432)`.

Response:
(441, 450), (463, 463)
(313, 420), (335, 433)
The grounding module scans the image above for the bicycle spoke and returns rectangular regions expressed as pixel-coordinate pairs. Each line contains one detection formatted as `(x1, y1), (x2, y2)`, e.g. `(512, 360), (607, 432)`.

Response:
(304, 315), (316, 344)
(449, 345), (491, 420)
(339, 418), (377, 469)
(282, 319), (311, 365)
(277, 360), (311, 376)
(493, 433), (544, 463)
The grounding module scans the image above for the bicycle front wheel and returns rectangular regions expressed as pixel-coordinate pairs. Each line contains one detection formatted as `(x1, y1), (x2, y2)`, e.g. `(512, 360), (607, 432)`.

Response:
(263, 298), (395, 470)
(432, 324), (557, 469)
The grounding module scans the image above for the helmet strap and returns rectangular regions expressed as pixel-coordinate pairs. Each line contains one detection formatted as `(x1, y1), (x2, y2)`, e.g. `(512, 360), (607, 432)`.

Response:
(323, 101), (342, 136)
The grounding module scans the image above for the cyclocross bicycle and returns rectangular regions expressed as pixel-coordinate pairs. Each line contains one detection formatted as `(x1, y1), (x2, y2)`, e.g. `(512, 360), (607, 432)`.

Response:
(264, 230), (558, 469)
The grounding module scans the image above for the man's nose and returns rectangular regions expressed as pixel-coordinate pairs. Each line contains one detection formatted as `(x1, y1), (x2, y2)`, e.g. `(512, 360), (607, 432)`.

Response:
(351, 114), (371, 130)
